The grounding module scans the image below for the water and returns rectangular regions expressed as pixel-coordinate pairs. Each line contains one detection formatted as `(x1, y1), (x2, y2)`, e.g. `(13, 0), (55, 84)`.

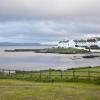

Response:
(0, 46), (100, 71)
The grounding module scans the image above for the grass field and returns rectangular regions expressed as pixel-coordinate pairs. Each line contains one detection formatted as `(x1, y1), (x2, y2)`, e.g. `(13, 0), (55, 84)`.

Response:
(0, 66), (100, 83)
(0, 79), (100, 100)
(0, 67), (100, 100)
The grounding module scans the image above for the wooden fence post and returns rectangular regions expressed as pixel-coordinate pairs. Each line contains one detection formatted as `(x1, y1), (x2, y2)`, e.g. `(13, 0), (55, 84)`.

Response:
(8, 70), (10, 76)
(88, 71), (90, 80)
(49, 69), (51, 81)
(72, 70), (75, 81)
(61, 70), (63, 80)
(23, 71), (24, 78)
(30, 71), (33, 78)
(73, 70), (75, 78)
(39, 71), (42, 81)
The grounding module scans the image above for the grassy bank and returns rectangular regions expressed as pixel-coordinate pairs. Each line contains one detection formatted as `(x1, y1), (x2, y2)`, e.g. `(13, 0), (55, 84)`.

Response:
(36, 47), (89, 54)
(44, 48), (88, 53)
(0, 66), (100, 84)
(0, 79), (100, 100)
(5, 47), (89, 54)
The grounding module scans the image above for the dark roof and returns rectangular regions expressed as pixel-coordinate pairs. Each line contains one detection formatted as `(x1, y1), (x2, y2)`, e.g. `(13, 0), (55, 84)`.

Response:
(87, 39), (97, 42)
(59, 40), (69, 43)
(74, 40), (86, 43)
(59, 39), (97, 44)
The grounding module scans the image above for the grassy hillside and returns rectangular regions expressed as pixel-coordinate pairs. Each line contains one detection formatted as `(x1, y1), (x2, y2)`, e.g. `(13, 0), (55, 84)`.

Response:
(0, 79), (100, 100)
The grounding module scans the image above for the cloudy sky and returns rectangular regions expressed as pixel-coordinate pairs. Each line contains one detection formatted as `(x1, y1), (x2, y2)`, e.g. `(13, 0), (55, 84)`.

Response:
(0, 0), (100, 43)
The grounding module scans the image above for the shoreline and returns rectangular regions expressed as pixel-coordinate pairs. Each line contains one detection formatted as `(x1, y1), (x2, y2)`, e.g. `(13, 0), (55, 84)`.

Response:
(1, 66), (100, 72)
(4, 47), (90, 54)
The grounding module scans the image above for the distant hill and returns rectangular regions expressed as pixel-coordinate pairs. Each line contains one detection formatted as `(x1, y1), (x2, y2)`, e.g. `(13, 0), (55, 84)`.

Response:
(0, 42), (41, 46)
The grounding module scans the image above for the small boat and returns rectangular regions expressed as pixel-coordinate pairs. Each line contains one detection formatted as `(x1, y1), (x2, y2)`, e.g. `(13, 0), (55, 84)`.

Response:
(82, 55), (99, 58)
(71, 56), (81, 60)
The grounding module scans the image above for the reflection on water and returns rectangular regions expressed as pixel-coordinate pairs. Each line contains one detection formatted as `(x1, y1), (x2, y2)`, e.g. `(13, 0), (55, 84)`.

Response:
(0, 46), (100, 71)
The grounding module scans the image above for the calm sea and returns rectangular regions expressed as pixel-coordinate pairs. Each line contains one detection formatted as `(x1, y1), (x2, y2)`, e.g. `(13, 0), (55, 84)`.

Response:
(0, 46), (100, 71)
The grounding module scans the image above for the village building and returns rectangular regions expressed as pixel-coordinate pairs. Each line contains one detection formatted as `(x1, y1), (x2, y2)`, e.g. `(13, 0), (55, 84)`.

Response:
(58, 38), (100, 48)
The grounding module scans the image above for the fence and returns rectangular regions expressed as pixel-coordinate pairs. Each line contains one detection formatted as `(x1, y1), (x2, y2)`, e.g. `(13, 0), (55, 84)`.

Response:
(0, 69), (100, 83)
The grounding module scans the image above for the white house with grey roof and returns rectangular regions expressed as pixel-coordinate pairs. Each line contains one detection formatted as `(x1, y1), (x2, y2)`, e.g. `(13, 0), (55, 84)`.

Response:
(58, 38), (100, 48)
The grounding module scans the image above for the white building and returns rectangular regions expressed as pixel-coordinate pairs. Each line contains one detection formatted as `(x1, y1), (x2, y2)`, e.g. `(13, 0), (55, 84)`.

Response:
(58, 39), (100, 48)
(58, 40), (69, 48)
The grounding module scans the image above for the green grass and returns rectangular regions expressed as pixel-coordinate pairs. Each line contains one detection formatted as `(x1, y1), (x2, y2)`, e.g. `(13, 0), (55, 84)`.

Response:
(0, 67), (100, 100)
(46, 47), (88, 53)
(71, 66), (100, 71)
(5, 47), (89, 54)
(0, 79), (100, 100)
(0, 66), (100, 83)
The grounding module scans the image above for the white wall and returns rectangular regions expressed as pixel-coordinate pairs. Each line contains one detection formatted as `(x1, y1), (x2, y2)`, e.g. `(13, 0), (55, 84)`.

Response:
(68, 40), (75, 48)
(58, 43), (64, 48)
(97, 41), (100, 47)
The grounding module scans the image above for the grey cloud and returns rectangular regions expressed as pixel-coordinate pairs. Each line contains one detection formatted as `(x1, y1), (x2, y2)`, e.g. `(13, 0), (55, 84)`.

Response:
(0, 0), (100, 21)
(0, 0), (100, 42)
(0, 20), (100, 42)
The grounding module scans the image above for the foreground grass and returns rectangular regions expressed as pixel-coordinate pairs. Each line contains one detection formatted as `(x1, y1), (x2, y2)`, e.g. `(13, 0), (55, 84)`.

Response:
(0, 79), (100, 100)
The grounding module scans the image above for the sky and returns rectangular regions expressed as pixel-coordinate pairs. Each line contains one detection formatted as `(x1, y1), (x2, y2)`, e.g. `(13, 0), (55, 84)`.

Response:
(0, 0), (100, 43)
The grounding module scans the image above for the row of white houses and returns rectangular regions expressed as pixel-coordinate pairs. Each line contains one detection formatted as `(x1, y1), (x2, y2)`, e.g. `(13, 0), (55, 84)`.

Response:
(58, 39), (100, 48)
